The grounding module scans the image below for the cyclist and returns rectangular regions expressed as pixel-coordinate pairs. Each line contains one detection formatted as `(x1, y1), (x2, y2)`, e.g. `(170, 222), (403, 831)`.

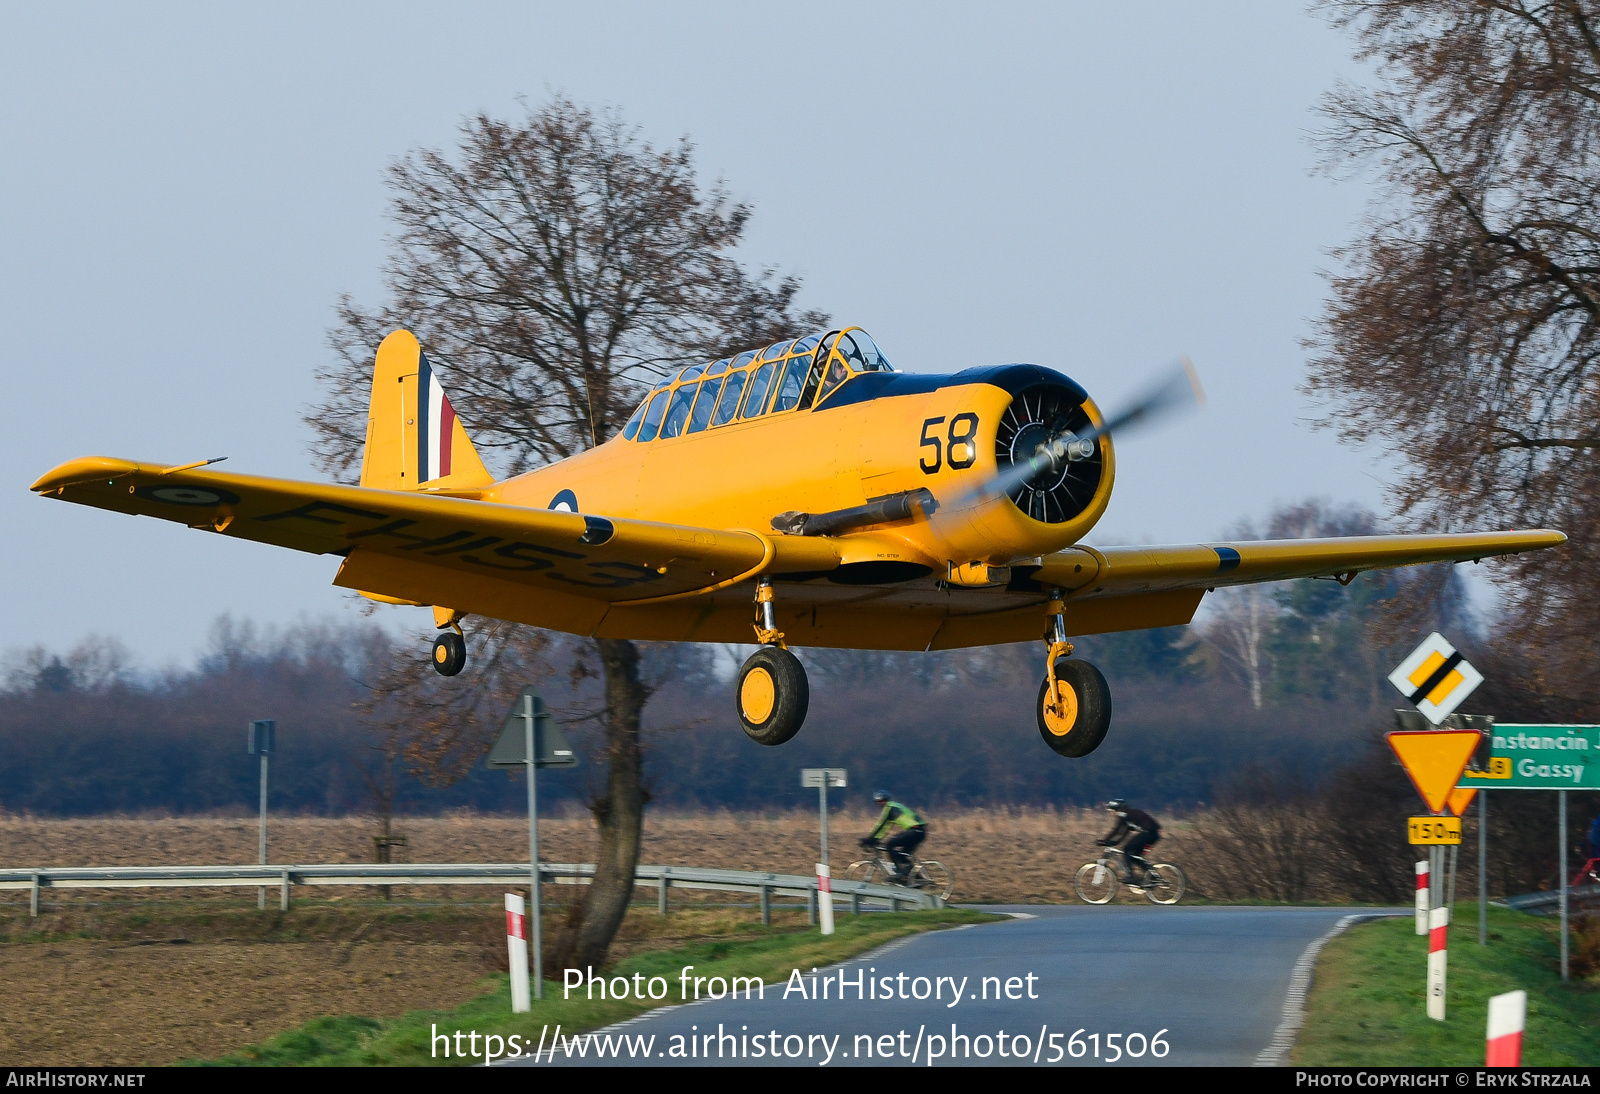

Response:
(1098, 798), (1161, 886)
(861, 790), (927, 883)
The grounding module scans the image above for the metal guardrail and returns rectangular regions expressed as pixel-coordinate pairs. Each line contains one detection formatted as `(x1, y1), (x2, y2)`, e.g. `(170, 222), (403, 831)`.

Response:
(1503, 882), (1600, 914)
(0, 862), (943, 919)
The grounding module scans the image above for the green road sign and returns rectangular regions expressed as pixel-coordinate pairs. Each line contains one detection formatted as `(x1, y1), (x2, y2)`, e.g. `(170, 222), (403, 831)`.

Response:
(1458, 724), (1598, 790)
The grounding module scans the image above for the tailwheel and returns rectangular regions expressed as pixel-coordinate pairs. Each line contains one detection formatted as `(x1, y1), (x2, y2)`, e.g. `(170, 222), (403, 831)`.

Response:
(1036, 658), (1111, 757)
(736, 646), (809, 746)
(430, 631), (466, 677)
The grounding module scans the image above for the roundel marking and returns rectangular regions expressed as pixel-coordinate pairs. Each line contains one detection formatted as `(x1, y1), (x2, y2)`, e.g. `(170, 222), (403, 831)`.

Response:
(549, 489), (578, 513)
(134, 484), (242, 507)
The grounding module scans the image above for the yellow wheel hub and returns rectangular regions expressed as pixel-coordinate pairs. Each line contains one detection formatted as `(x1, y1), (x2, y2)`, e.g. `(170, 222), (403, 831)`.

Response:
(1042, 677), (1079, 737)
(740, 666), (777, 724)
(434, 643), (449, 664)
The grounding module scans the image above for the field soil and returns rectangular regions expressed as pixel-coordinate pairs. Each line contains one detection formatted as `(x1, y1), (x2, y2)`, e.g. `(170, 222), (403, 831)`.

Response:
(0, 808), (1203, 1064)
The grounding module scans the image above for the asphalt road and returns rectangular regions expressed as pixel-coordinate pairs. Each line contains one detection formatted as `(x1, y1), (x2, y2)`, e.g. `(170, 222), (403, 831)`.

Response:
(515, 904), (1393, 1068)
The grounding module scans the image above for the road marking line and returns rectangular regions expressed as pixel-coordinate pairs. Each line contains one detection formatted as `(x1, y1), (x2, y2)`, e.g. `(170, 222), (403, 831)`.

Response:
(1253, 912), (1403, 1067)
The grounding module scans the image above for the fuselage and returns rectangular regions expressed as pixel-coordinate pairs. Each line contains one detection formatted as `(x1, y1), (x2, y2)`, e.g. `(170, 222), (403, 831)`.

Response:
(488, 329), (1116, 578)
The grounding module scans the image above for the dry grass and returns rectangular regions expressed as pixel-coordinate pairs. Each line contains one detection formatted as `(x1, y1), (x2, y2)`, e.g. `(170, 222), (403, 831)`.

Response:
(0, 807), (1250, 906)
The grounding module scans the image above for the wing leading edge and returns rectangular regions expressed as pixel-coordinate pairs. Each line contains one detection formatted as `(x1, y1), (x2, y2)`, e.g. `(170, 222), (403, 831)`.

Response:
(1034, 531), (1565, 599)
(29, 457), (840, 622)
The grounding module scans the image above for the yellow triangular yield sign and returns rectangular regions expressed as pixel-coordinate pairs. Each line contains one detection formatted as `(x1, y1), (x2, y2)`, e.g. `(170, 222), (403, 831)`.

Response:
(1387, 730), (1483, 813)
(1447, 786), (1478, 817)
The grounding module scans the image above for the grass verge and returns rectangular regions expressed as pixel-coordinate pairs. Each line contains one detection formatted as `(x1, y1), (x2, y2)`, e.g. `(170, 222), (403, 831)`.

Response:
(190, 907), (994, 1066)
(1295, 907), (1599, 1065)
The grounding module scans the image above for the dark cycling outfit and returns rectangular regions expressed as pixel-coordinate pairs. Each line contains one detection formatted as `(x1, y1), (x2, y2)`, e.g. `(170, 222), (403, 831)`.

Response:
(1102, 807), (1161, 881)
(868, 801), (927, 881)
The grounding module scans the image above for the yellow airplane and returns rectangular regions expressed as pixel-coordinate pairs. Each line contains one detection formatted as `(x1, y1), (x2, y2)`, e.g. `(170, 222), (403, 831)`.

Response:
(32, 327), (1563, 758)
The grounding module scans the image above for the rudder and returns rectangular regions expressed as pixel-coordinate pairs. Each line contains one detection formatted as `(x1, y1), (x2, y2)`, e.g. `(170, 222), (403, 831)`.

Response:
(360, 330), (493, 492)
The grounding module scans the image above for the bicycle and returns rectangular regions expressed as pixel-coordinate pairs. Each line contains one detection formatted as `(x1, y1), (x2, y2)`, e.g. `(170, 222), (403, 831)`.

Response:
(846, 840), (954, 900)
(1074, 844), (1186, 905)
(1571, 857), (1600, 889)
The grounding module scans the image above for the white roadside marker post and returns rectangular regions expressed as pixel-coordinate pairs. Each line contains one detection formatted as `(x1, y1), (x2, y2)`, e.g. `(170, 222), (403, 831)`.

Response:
(1415, 860), (1429, 935)
(1427, 905), (1449, 1021)
(486, 688), (578, 1003)
(800, 768), (846, 936)
(1485, 989), (1525, 1066)
(817, 863), (834, 935)
(817, 776), (834, 936)
(506, 892), (530, 1013)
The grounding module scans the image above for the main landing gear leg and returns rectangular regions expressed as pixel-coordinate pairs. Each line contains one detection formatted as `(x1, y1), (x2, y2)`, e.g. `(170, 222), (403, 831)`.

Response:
(430, 606), (467, 677)
(1036, 588), (1111, 757)
(737, 578), (809, 746)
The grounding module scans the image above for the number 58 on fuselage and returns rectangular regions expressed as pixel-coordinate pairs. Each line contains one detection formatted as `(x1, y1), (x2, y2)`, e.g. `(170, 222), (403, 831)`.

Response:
(31, 327), (1563, 757)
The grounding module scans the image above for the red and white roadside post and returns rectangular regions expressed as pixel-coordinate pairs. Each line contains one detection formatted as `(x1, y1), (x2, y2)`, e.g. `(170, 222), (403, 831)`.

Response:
(1415, 860), (1429, 935)
(506, 892), (531, 1013)
(1426, 905), (1449, 1020)
(1485, 989), (1526, 1066)
(801, 768), (846, 936)
(817, 863), (835, 935)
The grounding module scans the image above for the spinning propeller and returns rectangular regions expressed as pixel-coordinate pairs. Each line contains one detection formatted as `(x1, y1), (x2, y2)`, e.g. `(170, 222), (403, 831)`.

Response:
(936, 357), (1205, 523)
(769, 358), (1204, 538)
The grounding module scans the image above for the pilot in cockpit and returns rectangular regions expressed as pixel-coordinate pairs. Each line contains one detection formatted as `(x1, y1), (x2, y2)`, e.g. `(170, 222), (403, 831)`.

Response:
(820, 353), (850, 397)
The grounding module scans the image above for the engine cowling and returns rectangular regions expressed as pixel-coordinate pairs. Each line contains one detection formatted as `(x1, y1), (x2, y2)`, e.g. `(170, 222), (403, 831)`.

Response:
(996, 381), (1108, 526)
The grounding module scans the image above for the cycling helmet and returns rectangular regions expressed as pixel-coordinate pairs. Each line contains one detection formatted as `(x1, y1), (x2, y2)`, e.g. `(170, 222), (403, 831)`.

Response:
(872, 790), (889, 803)
(1106, 798), (1127, 812)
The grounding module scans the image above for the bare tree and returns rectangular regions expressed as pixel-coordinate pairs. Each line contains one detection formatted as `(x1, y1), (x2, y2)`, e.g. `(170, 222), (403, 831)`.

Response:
(1207, 586), (1274, 708)
(1309, 1), (1597, 701)
(308, 98), (825, 972)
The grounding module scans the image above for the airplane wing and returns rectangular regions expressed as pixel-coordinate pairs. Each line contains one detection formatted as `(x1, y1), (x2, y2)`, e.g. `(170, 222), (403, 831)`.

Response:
(1031, 531), (1566, 599)
(31, 456), (1563, 649)
(30, 457), (841, 634)
(918, 529), (1562, 650)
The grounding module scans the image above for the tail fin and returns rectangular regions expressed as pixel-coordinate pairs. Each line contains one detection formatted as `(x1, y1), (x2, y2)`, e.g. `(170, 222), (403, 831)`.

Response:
(359, 330), (493, 492)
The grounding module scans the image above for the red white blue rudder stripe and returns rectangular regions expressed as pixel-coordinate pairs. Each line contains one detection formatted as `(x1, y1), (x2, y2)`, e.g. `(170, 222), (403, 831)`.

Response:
(416, 351), (456, 484)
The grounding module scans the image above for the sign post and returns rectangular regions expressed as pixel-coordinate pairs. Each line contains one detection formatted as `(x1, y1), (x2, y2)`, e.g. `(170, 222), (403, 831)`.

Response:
(488, 688), (577, 1001)
(1387, 724), (1482, 1022)
(1389, 633), (1486, 939)
(1479, 790), (1488, 946)
(800, 768), (846, 936)
(1559, 789), (1568, 982)
(248, 720), (275, 911)
(1457, 723), (1600, 981)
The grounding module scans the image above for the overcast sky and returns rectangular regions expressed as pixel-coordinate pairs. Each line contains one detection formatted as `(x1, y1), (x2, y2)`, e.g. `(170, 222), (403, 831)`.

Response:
(2, 2), (1413, 668)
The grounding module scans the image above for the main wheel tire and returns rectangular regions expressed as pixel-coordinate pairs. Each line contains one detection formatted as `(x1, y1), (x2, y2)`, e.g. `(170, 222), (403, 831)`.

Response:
(431, 632), (466, 677)
(914, 861), (954, 900)
(736, 646), (809, 745)
(1143, 862), (1186, 905)
(1036, 659), (1112, 757)
(1074, 861), (1118, 904)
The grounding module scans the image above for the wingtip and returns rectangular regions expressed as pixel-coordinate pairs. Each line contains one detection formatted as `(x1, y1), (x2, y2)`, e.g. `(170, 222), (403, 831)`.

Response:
(31, 457), (142, 493)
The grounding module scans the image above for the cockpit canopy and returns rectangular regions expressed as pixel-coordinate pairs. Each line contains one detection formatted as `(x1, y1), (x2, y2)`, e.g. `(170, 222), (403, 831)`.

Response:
(620, 328), (894, 442)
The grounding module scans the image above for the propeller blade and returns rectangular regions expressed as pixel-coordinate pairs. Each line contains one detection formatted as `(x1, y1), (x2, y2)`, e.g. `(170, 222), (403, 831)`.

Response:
(1076, 356), (1204, 449)
(951, 357), (1204, 514)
